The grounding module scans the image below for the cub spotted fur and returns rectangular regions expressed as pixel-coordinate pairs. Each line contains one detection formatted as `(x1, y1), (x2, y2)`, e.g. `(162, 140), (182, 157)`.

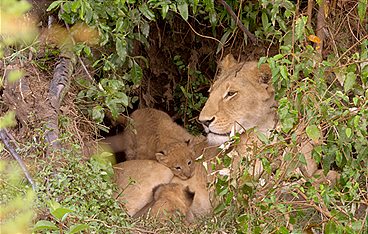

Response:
(133, 183), (195, 222)
(113, 160), (174, 216)
(105, 108), (196, 180)
(113, 159), (211, 221)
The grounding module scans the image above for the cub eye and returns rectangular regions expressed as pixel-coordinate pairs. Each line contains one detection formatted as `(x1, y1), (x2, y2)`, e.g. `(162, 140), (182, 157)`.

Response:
(187, 160), (192, 166)
(175, 166), (182, 171)
(225, 91), (237, 99)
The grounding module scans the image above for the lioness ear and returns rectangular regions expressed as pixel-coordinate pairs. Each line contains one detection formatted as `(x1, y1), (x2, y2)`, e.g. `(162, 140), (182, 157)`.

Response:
(219, 54), (237, 70)
(258, 64), (272, 84)
(156, 151), (169, 164)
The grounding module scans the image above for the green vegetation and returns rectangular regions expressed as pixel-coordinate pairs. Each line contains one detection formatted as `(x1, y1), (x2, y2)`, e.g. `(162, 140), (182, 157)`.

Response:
(1, 0), (367, 233)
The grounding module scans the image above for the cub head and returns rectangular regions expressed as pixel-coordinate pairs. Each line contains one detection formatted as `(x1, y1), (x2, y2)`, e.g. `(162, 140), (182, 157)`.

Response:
(150, 183), (195, 221)
(155, 140), (195, 180)
(199, 54), (276, 145)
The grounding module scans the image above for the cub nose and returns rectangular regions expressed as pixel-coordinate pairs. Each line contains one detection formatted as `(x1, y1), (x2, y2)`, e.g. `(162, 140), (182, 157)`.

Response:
(200, 117), (215, 127)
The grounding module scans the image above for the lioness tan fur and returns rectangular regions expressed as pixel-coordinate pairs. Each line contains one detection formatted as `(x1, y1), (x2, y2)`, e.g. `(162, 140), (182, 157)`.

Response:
(133, 183), (195, 222)
(106, 108), (196, 180)
(113, 160), (174, 216)
(199, 54), (318, 179)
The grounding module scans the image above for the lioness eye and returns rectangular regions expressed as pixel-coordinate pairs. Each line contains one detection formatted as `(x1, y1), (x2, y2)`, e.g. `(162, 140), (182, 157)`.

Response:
(226, 91), (237, 98)
(188, 160), (192, 165)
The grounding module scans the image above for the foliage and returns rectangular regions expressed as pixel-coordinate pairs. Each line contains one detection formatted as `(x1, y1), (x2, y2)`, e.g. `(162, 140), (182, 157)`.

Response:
(173, 55), (209, 133)
(50, 0), (295, 126)
(209, 1), (368, 233)
(34, 149), (131, 233)
(0, 1), (37, 233)
(33, 202), (89, 233)
(1, 0), (367, 233)
(0, 161), (35, 234)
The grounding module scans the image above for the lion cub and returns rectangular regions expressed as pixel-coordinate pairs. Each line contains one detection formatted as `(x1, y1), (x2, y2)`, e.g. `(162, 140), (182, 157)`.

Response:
(121, 108), (196, 180)
(133, 183), (195, 222)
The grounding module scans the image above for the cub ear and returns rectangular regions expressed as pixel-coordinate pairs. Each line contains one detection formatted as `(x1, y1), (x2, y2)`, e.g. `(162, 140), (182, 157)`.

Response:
(155, 151), (169, 164)
(219, 54), (237, 70)
(258, 63), (272, 84)
(185, 138), (195, 148)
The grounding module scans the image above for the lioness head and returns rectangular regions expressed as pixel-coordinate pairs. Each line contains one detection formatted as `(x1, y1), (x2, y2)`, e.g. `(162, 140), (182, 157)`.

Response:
(155, 140), (195, 180)
(199, 54), (277, 145)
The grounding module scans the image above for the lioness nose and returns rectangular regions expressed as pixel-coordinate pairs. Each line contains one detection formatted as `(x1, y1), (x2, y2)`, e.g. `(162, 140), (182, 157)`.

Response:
(200, 117), (215, 127)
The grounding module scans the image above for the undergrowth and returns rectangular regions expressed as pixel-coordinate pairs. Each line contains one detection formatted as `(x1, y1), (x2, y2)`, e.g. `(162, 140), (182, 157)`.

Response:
(1, 0), (368, 233)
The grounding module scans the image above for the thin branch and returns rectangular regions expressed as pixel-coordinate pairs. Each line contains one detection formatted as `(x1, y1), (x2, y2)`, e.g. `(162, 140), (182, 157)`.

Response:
(316, 0), (326, 56)
(217, 0), (257, 44)
(306, 0), (314, 28)
(0, 129), (36, 191)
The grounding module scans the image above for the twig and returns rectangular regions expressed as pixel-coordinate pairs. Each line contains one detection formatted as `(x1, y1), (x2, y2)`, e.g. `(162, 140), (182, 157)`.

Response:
(334, 35), (368, 66)
(306, 0), (314, 28)
(295, 188), (332, 219)
(64, 22), (96, 85)
(0, 129), (36, 191)
(185, 21), (224, 59)
(316, 0), (326, 55)
(217, 0), (257, 44)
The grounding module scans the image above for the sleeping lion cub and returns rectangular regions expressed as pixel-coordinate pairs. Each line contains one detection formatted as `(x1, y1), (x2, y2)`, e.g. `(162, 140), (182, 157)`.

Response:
(133, 183), (195, 222)
(107, 108), (196, 180)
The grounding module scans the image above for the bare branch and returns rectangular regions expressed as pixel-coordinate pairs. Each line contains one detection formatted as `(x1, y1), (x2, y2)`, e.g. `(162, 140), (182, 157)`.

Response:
(217, 0), (258, 44)
(0, 129), (36, 191)
(316, 0), (326, 55)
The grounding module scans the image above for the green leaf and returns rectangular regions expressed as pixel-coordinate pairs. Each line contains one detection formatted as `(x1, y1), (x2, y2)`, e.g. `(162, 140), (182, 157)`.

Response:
(47, 0), (65, 11)
(209, 11), (217, 26)
(280, 65), (288, 80)
(295, 16), (306, 41)
(67, 224), (89, 234)
(51, 207), (74, 221)
(217, 30), (231, 54)
(116, 38), (127, 63)
(161, 4), (169, 19)
(139, 4), (155, 21)
(357, 0), (367, 23)
(192, 0), (199, 13)
(7, 70), (24, 83)
(177, 1), (189, 21)
(298, 153), (307, 166)
(140, 21), (150, 38)
(306, 125), (321, 142)
(0, 111), (16, 129)
(131, 61), (143, 85)
(276, 226), (289, 234)
(324, 220), (338, 234)
(33, 220), (58, 231)
(92, 106), (105, 123)
(261, 12), (269, 30)
(344, 72), (356, 92)
(83, 46), (92, 57)
(283, 152), (293, 161)
(256, 131), (269, 144)
(117, 93), (129, 107)
(345, 128), (352, 138)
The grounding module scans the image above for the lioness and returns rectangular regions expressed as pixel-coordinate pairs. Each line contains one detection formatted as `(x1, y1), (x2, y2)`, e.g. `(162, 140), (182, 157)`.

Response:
(106, 108), (196, 180)
(133, 183), (195, 222)
(199, 54), (318, 179)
